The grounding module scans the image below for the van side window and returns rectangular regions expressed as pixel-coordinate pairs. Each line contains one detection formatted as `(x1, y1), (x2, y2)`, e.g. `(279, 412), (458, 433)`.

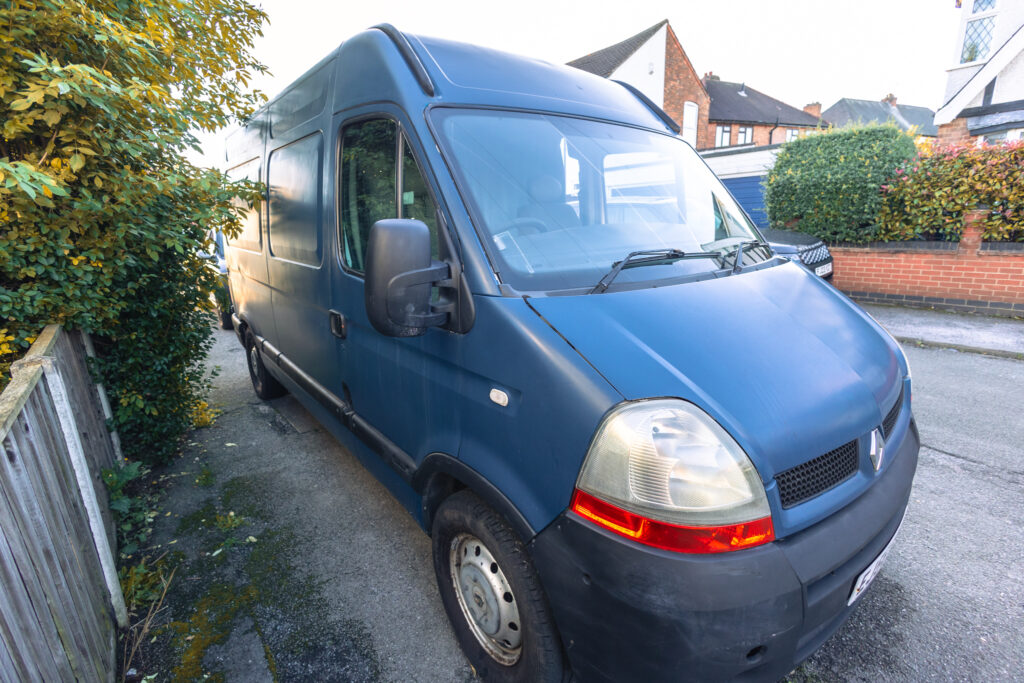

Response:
(226, 158), (262, 252)
(340, 119), (440, 272)
(268, 132), (324, 266)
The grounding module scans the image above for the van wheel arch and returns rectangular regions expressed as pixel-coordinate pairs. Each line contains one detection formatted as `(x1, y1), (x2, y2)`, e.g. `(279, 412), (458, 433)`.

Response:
(416, 454), (536, 545)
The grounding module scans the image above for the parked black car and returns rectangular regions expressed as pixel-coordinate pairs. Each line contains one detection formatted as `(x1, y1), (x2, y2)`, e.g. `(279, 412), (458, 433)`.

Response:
(761, 227), (834, 279)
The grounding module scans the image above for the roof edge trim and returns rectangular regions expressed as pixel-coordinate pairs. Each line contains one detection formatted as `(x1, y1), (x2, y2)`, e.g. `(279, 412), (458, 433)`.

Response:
(371, 23), (435, 96)
(613, 80), (680, 133)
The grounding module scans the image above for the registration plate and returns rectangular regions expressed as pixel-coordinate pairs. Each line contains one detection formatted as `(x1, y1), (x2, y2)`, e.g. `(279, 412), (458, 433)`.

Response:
(847, 521), (902, 605)
(815, 262), (833, 277)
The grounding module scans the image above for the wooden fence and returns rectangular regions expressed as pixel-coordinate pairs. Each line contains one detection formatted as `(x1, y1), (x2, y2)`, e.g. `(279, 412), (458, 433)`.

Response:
(0, 325), (125, 682)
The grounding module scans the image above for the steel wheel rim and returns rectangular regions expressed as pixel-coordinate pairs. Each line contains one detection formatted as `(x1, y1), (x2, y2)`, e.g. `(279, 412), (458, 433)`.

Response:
(449, 533), (522, 666)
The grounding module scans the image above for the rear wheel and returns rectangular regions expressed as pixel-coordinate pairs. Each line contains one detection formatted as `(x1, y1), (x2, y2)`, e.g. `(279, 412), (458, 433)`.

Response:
(218, 308), (234, 330)
(245, 331), (286, 399)
(432, 490), (565, 682)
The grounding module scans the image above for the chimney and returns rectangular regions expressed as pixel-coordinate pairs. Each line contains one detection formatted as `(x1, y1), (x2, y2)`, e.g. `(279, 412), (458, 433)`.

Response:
(882, 93), (897, 107)
(803, 102), (821, 118)
(704, 71), (720, 81)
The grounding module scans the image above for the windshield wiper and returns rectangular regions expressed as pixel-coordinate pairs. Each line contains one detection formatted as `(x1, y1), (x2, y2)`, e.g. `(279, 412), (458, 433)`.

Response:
(590, 249), (723, 294)
(727, 240), (767, 274)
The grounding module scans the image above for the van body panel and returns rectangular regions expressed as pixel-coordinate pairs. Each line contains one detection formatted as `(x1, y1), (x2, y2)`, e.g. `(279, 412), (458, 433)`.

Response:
(267, 131), (335, 381)
(527, 262), (903, 538)
(449, 295), (622, 531)
(412, 35), (665, 130)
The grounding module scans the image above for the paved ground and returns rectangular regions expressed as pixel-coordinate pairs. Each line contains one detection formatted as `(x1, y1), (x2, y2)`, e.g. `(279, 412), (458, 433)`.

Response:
(789, 346), (1024, 682)
(141, 308), (1024, 681)
(862, 303), (1024, 358)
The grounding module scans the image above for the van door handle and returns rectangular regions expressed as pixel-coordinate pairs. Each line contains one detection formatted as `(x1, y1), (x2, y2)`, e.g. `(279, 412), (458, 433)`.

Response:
(329, 310), (347, 339)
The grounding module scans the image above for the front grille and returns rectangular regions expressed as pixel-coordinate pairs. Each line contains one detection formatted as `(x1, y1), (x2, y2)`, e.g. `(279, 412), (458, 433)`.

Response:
(881, 386), (904, 438)
(776, 440), (859, 508)
(798, 242), (831, 266)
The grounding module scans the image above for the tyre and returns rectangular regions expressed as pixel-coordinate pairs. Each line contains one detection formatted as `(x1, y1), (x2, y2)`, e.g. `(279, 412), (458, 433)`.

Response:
(432, 490), (565, 682)
(218, 307), (234, 330)
(245, 330), (286, 399)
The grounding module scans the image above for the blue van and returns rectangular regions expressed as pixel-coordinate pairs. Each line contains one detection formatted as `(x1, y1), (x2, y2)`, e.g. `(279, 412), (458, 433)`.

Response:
(224, 25), (918, 682)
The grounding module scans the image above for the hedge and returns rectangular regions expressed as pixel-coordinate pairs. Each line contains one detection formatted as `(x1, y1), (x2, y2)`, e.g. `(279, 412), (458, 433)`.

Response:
(764, 124), (918, 243)
(879, 140), (1024, 242)
(0, 1), (266, 464)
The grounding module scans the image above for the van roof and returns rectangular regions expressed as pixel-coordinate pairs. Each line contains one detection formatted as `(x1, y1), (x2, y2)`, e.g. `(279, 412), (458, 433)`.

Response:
(226, 27), (671, 164)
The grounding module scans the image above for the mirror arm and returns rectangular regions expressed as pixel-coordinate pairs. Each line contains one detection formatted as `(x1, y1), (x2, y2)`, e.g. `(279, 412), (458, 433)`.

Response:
(387, 262), (451, 327)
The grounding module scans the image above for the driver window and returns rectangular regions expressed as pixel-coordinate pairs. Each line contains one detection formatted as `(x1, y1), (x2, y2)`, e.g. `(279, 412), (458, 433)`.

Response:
(339, 119), (439, 272)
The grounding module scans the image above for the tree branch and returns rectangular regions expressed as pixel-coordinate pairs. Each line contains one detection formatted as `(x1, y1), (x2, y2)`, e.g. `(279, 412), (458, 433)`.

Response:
(36, 125), (60, 167)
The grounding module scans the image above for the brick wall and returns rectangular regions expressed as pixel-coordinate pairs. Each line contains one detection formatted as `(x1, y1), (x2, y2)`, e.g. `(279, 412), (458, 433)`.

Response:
(663, 25), (711, 150)
(831, 211), (1024, 316)
(937, 117), (972, 145)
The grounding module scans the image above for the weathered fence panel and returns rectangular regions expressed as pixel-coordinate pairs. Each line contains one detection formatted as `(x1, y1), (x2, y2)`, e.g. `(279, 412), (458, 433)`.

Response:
(0, 326), (124, 683)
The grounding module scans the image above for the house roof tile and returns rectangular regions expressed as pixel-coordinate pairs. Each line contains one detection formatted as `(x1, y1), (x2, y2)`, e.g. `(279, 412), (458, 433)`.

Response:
(568, 20), (668, 78)
(705, 79), (821, 127)
(822, 98), (938, 136)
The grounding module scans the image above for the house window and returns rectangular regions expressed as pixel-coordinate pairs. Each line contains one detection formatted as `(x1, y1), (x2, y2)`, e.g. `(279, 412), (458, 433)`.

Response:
(786, 129), (800, 142)
(973, 0), (995, 12)
(736, 126), (753, 145)
(715, 125), (731, 147)
(961, 16), (995, 62)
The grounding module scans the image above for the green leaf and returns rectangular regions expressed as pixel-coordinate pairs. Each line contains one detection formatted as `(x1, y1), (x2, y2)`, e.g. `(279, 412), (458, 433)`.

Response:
(69, 154), (85, 171)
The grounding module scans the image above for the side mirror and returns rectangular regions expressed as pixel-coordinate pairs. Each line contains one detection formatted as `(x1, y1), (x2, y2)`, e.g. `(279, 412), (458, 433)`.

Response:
(364, 219), (450, 337)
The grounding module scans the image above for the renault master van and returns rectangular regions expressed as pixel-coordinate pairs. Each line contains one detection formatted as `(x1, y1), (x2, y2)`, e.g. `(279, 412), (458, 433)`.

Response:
(224, 24), (918, 682)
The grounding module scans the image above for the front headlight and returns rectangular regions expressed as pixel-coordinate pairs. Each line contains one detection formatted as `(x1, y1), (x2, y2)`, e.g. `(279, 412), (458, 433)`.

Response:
(572, 399), (773, 553)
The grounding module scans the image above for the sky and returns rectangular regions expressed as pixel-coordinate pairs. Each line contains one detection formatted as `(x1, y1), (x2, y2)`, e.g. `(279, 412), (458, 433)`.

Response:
(192, 0), (965, 166)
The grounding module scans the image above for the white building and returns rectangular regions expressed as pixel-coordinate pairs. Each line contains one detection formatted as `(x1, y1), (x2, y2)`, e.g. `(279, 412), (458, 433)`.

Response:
(935, 0), (1024, 143)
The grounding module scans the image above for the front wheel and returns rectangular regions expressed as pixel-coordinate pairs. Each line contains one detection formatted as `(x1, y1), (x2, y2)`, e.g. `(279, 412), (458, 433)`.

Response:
(432, 491), (565, 682)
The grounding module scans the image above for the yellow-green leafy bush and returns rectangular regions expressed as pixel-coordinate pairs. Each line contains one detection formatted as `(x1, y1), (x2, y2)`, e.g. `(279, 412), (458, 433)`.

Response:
(879, 141), (1024, 242)
(0, 1), (266, 463)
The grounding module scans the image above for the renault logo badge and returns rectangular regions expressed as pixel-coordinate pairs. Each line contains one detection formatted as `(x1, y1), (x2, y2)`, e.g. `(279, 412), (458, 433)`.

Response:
(869, 428), (886, 471)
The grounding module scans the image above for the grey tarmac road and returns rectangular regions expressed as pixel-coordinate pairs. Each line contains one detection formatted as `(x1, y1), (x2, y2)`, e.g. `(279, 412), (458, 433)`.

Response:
(195, 328), (1024, 682)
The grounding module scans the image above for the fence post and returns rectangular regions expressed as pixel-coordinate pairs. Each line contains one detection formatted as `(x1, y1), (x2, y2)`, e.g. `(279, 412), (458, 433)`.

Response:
(80, 334), (124, 464)
(12, 355), (128, 629)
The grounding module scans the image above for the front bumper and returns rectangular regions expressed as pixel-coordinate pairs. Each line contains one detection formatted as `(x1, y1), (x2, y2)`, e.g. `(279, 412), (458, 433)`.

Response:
(528, 419), (919, 682)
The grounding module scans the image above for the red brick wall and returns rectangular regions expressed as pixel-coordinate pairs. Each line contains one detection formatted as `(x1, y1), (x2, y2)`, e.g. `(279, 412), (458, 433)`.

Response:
(937, 118), (972, 146)
(663, 25), (710, 149)
(831, 212), (1024, 309)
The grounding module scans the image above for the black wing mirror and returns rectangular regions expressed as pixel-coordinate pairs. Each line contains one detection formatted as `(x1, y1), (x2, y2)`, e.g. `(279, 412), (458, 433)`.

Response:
(364, 219), (450, 337)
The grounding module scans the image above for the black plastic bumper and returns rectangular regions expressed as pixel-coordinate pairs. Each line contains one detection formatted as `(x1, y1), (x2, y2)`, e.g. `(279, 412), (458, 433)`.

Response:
(528, 420), (919, 682)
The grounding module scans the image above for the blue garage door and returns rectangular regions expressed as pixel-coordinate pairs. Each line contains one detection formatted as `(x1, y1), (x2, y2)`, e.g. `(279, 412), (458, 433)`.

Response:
(721, 175), (768, 229)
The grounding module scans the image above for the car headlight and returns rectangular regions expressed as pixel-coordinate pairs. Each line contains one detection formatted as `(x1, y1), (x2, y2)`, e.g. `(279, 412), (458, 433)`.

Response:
(571, 399), (773, 553)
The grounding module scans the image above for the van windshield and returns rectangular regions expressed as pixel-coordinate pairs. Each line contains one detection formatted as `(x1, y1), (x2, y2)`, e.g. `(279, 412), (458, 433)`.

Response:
(431, 108), (772, 293)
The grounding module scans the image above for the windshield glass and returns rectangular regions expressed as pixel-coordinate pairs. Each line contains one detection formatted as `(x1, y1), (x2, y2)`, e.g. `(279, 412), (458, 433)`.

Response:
(432, 109), (771, 292)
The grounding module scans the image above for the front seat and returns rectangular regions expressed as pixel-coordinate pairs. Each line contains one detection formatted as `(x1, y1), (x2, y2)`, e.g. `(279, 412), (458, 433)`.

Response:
(517, 176), (581, 231)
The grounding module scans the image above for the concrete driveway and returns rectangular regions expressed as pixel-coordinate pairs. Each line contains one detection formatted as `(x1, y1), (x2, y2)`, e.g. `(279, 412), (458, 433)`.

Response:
(144, 327), (1024, 681)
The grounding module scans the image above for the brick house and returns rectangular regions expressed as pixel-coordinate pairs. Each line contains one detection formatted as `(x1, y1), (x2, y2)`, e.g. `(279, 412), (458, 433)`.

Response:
(568, 20), (821, 150)
(934, 0), (1024, 144)
(703, 76), (822, 148)
(567, 20), (711, 148)
(823, 95), (937, 139)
